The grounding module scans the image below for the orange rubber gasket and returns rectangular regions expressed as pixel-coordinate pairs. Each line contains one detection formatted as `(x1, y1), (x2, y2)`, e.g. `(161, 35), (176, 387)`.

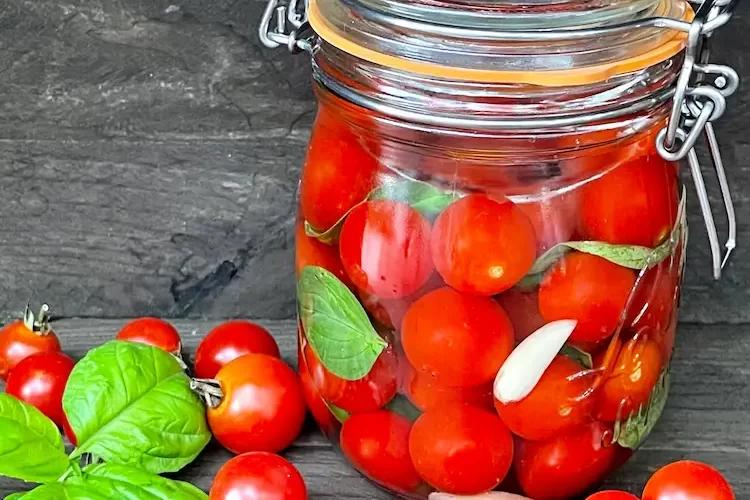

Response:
(309, 0), (693, 86)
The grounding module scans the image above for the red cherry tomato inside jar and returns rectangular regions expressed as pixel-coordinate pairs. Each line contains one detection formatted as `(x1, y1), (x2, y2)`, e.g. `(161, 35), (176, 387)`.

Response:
(295, 220), (353, 290)
(495, 287), (546, 343)
(339, 199), (434, 300)
(596, 335), (663, 422)
(300, 114), (379, 233)
(642, 460), (735, 500)
(515, 421), (618, 500)
(194, 320), (281, 379)
(401, 360), (493, 411)
(205, 354), (306, 455)
(539, 252), (636, 344)
(116, 317), (182, 354)
(209, 451), (307, 500)
(495, 355), (596, 441)
(6, 351), (75, 427)
(518, 191), (579, 254)
(579, 156), (679, 248)
(628, 260), (680, 335)
(303, 342), (397, 414)
(340, 410), (422, 494)
(401, 287), (515, 387)
(432, 194), (537, 296)
(409, 405), (514, 495)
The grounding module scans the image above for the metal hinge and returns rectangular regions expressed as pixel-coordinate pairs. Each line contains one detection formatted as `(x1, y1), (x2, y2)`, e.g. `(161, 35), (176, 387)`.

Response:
(259, 0), (313, 53)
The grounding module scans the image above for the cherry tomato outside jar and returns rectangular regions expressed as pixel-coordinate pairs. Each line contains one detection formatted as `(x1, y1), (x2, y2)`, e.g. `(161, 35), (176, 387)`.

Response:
(642, 460), (735, 500)
(194, 320), (281, 379)
(409, 405), (514, 495)
(495, 355), (596, 442)
(209, 451), (308, 500)
(340, 410), (423, 494)
(431, 194), (537, 296)
(587, 491), (641, 500)
(0, 317), (61, 381)
(539, 252), (637, 344)
(339, 199), (434, 300)
(116, 317), (182, 354)
(205, 353), (307, 455)
(303, 342), (398, 414)
(514, 421), (618, 500)
(6, 351), (75, 427)
(401, 287), (515, 387)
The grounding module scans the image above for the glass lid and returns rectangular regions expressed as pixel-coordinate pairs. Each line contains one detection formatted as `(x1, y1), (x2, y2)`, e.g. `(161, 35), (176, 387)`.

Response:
(307, 0), (691, 84)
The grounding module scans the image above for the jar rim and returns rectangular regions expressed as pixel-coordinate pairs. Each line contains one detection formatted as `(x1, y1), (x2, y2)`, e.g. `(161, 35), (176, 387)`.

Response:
(308, 0), (692, 85)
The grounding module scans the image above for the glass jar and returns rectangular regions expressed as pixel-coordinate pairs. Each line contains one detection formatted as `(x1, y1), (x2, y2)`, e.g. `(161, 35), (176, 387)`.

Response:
(264, 0), (739, 498)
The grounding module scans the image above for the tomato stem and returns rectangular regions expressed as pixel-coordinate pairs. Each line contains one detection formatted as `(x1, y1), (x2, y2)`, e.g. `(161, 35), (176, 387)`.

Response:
(189, 378), (224, 409)
(23, 303), (52, 335)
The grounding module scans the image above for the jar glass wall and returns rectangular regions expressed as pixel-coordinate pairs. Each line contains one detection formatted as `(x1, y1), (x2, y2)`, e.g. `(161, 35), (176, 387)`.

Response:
(295, 41), (685, 499)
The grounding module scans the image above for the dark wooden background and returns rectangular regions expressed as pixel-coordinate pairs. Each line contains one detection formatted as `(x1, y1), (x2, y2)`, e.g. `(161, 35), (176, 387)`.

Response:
(1, 0), (748, 322)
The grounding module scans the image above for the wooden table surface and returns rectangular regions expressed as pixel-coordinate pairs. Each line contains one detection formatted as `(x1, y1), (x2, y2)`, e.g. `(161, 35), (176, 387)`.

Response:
(0, 319), (748, 498)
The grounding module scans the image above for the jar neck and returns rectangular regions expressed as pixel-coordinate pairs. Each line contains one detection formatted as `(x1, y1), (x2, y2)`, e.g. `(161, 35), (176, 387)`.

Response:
(312, 42), (681, 153)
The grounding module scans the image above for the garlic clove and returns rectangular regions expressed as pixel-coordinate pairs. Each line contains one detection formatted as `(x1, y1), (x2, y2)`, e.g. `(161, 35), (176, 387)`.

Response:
(493, 319), (577, 404)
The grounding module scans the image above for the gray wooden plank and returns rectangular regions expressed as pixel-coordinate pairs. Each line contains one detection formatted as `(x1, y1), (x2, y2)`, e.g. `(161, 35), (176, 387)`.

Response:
(1, 0), (750, 321)
(0, 319), (748, 498)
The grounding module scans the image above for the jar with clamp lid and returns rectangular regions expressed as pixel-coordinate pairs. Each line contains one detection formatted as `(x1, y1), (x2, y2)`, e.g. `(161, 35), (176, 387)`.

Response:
(261, 0), (740, 498)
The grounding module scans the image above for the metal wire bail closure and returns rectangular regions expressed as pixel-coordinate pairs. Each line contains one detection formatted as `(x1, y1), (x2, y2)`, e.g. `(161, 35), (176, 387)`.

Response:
(259, 0), (741, 279)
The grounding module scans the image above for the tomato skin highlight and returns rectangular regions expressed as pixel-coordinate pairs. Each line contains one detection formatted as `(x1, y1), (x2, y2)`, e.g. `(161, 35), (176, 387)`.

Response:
(596, 336), (663, 422)
(495, 355), (596, 442)
(300, 115), (379, 233)
(194, 320), (281, 379)
(539, 252), (637, 344)
(0, 321), (61, 380)
(431, 194), (537, 296)
(587, 491), (641, 500)
(579, 157), (678, 248)
(642, 460), (735, 500)
(515, 421), (618, 500)
(116, 317), (182, 354)
(340, 410), (422, 493)
(400, 360), (494, 411)
(6, 351), (75, 427)
(209, 451), (307, 500)
(339, 199), (434, 300)
(295, 220), (353, 290)
(208, 354), (306, 455)
(409, 405), (514, 495)
(401, 287), (515, 387)
(303, 343), (397, 414)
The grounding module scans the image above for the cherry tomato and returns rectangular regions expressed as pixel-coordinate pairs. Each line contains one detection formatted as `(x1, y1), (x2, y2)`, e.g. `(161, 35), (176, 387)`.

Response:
(432, 194), (537, 296)
(194, 320), (281, 379)
(597, 335), (663, 422)
(298, 353), (338, 439)
(116, 317), (182, 354)
(339, 200), (433, 300)
(340, 410), (422, 493)
(62, 412), (77, 446)
(539, 252), (636, 344)
(401, 360), (493, 411)
(642, 460), (734, 500)
(495, 287), (545, 343)
(401, 287), (515, 387)
(628, 261), (679, 335)
(0, 314), (60, 381)
(587, 491), (640, 500)
(209, 451), (307, 500)
(495, 355), (596, 441)
(206, 354), (306, 455)
(303, 342), (397, 414)
(358, 273), (444, 330)
(409, 406), (514, 495)
(579, 156), (679, 248)
(6, 351), (75, 427)
(518, 191), (579, 254)
(295, 220), (353, 289)
(515, 421), (618, 499)
(300, 115), (379, 232)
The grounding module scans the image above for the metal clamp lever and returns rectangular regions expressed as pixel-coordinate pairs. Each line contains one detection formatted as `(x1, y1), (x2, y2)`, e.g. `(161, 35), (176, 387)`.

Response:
(259, 0), (313, 53)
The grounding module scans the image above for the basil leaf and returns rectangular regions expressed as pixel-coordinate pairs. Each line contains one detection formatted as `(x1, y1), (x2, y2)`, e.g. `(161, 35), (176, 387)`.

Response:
(615, 366), (670, 449)
(297, 266), (387, 381)
(0, 393), (70, 483)
(66, 463), (208, 500)
(385, 395), (422, 422)
(370, 179), (459, 217)
(325, 402), (350, 424)
(11, 483), (107, 500)
(559, 344), (593, 369)
(63, 341), (211, 474)
(5, 493), (28, 500)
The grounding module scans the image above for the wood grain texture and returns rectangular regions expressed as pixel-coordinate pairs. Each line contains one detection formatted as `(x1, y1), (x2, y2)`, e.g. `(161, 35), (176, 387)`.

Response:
(0, 0), (749, 321)
(0, 318), (748, 498)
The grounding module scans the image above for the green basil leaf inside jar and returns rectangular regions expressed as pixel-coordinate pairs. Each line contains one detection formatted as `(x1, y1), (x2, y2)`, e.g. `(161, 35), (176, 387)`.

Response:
(263, 0), (740, 497)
